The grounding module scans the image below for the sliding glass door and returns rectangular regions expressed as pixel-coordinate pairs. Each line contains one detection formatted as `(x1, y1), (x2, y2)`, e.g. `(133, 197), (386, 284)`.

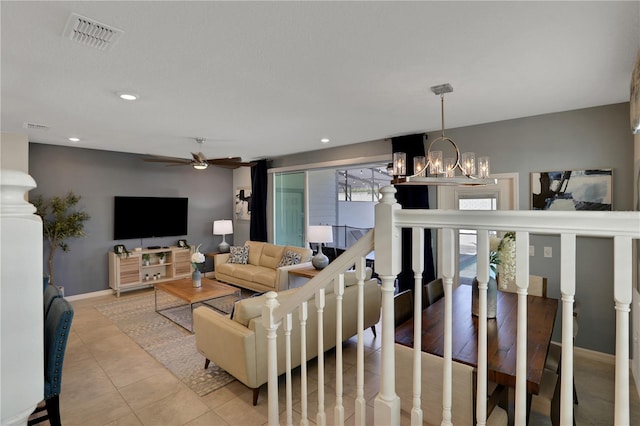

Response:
(274, 172), (305, 247)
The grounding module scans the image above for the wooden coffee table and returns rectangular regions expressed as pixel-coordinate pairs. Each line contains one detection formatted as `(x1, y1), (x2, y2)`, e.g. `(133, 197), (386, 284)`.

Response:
(154, 277), (240, 332)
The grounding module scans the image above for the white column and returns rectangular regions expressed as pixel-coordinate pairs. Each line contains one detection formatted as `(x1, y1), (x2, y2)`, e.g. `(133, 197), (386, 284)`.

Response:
(0, 170), (43, 426)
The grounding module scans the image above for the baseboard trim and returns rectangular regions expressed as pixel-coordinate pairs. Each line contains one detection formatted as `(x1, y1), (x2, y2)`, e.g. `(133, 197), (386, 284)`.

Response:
(65, 289), (113, 302)
(574, 346), (615, 365)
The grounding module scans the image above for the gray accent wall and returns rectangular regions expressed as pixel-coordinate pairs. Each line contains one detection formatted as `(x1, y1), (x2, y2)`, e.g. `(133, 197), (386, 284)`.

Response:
(269, 102), (634, 354)
(29, 144), (234, 296)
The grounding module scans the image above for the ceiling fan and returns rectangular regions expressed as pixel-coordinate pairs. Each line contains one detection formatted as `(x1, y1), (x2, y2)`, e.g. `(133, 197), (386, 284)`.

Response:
(143, 138), (256, 170)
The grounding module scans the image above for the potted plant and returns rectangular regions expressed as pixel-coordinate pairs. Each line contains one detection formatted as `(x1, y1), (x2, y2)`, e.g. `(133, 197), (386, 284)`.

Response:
(157, 251), (167, 264)
(33, 191), (90, 286)
(142, 253), (151, 266)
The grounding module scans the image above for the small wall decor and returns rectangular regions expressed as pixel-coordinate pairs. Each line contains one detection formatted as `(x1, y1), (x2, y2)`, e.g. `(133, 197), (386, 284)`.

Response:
(235, 187), (252, 221)
(631, 48), (640, 134)
(531, 169), (612, 211)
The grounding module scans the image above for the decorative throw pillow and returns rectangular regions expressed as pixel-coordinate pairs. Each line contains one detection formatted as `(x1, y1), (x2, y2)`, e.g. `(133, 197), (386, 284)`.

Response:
(227, 245), (249, 264)
(278, 250), (302, 267)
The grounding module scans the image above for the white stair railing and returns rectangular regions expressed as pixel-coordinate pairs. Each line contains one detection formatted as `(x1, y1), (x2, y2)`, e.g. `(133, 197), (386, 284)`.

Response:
(374, 185), (639, 426)
(264, 230), (376, 426)
(266, 184), (640, 425)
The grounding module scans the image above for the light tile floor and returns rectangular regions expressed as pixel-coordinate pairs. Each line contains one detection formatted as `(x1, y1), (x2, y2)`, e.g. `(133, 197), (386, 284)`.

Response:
(55, 290), (639, 425)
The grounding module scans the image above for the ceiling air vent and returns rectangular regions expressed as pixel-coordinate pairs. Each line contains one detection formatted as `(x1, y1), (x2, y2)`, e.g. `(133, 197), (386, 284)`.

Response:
(62, 13), (123, 51)
(23, 122), (49, 131)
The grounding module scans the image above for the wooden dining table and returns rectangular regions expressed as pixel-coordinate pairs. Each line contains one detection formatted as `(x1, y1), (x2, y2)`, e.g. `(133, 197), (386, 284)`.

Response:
(395, 284), (558, 422)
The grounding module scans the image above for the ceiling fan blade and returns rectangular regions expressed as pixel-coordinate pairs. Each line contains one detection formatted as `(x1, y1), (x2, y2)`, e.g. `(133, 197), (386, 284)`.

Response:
(191, 152), (208, 163)
(143, 156), (191, 165)
(207, 158), (256, 168)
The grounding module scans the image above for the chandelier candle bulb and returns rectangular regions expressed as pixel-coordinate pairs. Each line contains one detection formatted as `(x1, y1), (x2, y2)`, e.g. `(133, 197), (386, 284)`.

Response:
(393, 152), (406, 177)
(429, 151), (443, 175)
(413, 156), (426, 176)
(462, 152), (476, 176)
(478, 157), (490, 178)
(443, 157), (456, 177)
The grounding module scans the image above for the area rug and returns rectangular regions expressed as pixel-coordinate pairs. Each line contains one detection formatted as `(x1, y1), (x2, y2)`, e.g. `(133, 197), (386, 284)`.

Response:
(96, 288), (252, 396)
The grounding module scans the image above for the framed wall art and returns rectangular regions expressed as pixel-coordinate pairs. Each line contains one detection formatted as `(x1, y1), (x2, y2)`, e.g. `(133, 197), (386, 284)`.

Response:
(531, 169), (612, 211)
(235, 187), (252, 221)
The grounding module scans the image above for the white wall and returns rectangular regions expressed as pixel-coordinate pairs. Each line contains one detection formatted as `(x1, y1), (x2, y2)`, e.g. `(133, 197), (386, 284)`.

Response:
(0, 132), (29, 173)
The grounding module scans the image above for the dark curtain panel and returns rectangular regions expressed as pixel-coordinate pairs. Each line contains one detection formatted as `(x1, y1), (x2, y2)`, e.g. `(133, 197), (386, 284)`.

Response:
(249, 159), (268, 242)
(391, 134), (436, 293)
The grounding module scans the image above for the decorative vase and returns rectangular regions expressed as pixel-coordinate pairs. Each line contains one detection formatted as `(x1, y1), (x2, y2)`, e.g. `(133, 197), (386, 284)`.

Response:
(192, 269), (202, 288)
(472, 276), (498, 318)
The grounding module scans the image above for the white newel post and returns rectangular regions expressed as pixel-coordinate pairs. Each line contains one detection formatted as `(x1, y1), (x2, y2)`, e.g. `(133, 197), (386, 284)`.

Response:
(1, 170), (44, 426)
(283, 313), (293, 426)
(299, 301), (309, 426)
(315, 288), (326, 426)
(355, 257), (367, 426)
(334, 274), (345, 426)
(374, 186), (401, 426)
(263, 291), (281, 426)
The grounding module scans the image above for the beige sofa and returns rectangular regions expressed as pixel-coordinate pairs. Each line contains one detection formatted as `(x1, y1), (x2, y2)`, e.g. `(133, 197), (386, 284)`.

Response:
(193, 268), (381, 405)
(214, 241), (313, 293)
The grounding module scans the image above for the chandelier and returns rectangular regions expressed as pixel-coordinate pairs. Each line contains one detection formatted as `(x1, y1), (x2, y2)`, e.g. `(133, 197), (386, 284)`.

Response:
(392, 83), (496, 186)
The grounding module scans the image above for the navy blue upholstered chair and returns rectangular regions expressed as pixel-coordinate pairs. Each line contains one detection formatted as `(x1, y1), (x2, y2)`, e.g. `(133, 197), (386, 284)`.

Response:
(29, 297), (74, 426)
(43, 284), (62, 319)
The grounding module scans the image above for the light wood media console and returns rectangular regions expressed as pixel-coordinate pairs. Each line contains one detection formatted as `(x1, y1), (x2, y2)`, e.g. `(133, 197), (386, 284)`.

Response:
(108, 246), (193, 296)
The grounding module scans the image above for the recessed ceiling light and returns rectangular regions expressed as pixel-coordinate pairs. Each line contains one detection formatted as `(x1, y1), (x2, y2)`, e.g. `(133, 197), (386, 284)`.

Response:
(320, 138), (330, 143)
(117, 92), (138, 101)
(68, 137), (80, 142)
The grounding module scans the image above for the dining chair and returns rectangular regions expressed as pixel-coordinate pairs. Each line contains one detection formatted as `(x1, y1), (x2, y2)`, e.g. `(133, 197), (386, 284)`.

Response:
(545, 299), (581, 405)
(499, 275), (547, 298)
(424, 278), (444, 306)
(29, 297), (74, 426)
(394, 289), (413, 327)
(395, 343), (508, 425)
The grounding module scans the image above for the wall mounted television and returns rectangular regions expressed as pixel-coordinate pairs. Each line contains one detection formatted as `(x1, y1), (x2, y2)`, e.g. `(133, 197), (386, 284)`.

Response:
(113, 196), (188, 240)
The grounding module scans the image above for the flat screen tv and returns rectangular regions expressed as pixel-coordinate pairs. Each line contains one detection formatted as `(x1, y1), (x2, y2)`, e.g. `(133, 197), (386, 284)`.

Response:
(114, 196), (188, 240)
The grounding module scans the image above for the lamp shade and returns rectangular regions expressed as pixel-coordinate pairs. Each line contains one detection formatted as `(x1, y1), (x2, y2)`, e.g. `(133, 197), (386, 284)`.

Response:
(213, 219), (233, 235)
(308, 225), (333, 243)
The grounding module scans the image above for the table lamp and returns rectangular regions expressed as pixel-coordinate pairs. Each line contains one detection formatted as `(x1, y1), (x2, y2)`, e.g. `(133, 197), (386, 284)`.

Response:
(308, 225), (333, 270)
(213, 220), (233, 253)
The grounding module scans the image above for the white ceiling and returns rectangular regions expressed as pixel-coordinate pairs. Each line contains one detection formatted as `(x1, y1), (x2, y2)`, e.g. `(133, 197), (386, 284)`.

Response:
(2, 1), (639, 163)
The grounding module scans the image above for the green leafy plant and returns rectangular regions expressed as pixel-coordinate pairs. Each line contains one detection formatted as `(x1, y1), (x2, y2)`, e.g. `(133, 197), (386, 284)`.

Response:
(157, 251), (167, 260)
(142, 253), (151, 263)
(33, 192), (90, 285)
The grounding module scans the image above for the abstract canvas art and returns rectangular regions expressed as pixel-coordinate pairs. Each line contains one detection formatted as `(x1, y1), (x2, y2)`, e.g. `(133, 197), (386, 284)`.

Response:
(531, 169), (612, 211)
(235, 187), (252, 220)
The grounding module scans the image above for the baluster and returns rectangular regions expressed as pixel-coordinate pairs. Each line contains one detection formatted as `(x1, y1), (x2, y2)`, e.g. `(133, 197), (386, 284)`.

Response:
(560, 233), (576, 425)
(614, 236), (632, 425)
(476, 230), (490, 426)
(355, 256), (367, 426)
(315, 288), (326, 426)
(284, 312), (293, 426)
(300, 301), (309, 426)
(441, 228), (455, 426)
(411, 227), (424, 426)
(514, 231), (530, 425)
(334, 273), (345, 426)
(262, 291), (281, 426)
